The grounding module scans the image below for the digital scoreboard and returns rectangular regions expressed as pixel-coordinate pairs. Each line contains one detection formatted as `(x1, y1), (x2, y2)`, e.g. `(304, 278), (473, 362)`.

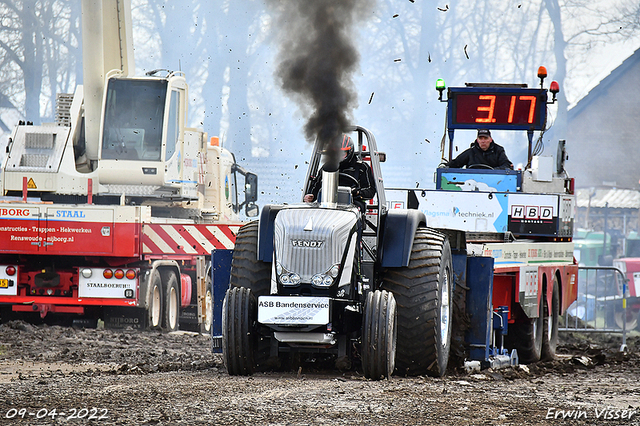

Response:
(447, 87), (548, 131)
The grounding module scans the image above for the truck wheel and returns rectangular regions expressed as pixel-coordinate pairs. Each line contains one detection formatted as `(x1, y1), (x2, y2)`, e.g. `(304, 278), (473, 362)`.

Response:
(541, 277), (560, 360)
(362, 290), (397, 380)
(507, 295), (544, 364)
(202, 273), (213, 334)
(228, 221), (274, 370)
(222, 286), (256, 375)
(162, 272), (180, 332)
(147, 270), (163, 330)
(382, 228), (453, 377)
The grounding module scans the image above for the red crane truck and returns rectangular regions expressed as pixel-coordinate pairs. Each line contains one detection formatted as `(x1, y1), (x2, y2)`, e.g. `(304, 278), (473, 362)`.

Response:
(0, 0), (258, 332)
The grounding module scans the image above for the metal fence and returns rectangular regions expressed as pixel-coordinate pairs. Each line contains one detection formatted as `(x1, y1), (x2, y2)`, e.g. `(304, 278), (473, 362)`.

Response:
(560, 266), (632, 350)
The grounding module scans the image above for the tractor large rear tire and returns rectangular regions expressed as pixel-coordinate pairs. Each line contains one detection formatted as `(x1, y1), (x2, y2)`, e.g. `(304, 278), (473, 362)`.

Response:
(382, 228), (453, 377)
(227, 221), (274, 371)
(229, 222), (271, 296)
(507, 295), (544, 364)
(222, 287), (257, 375)
(362, 290), (397, 380)
(541, 277), (559, 360)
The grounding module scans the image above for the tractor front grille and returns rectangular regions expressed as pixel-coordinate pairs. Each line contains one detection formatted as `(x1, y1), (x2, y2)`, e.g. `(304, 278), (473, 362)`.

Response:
(274, 207), (357, 283)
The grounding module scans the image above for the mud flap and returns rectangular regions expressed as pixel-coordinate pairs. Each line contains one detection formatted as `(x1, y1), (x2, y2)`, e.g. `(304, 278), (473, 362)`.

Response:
(104, 307), (146, 330)
(178, 304), (200, 332)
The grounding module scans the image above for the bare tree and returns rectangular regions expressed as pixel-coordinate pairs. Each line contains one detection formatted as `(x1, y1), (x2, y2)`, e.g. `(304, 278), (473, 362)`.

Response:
(0, 0), (80, 124)
(132, 0), (264, 162)
(120, 0), (639, 201)
(618, 0), (640, 33)
(542, 0), (568, 143)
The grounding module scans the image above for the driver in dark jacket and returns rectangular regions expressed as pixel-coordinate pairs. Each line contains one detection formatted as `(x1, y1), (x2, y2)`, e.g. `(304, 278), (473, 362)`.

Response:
(304, 134), (375, 203)
(447, 129), (513, 170)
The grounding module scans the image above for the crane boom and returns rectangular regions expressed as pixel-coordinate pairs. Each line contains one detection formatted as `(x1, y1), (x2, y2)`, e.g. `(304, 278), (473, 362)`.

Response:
(81, 0), (135, 162)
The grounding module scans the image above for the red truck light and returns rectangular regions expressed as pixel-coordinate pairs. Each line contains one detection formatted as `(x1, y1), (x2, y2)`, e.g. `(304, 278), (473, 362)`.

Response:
(103, 269), (113, 279)
(5, 266), (16, 276)
(114, 269), (125, 279)
(126, 269), (136, 280)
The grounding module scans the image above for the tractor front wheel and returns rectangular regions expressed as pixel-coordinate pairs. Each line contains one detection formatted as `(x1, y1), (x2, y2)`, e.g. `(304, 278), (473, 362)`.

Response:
(222, 287), (257, 376)
(227, 221), (275, 371)
(361, 290), (397, 380)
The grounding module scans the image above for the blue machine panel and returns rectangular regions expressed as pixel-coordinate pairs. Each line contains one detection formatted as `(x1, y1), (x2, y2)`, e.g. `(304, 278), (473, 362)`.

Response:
(436, 168), (522, 192)
(211, 249), (233, 353)
(465, 256), (495, 363)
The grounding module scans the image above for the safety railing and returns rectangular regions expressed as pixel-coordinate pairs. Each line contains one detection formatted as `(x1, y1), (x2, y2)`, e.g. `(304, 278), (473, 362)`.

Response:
(560, 266), (632, 351)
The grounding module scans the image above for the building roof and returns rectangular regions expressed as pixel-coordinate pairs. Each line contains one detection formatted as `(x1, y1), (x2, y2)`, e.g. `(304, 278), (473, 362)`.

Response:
(569, 48), (640, 120)
(576, 187), (640, 209)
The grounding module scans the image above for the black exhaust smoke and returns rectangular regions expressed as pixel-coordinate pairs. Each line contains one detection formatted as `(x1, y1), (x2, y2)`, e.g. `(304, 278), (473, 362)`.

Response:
(267, 0), (372, 171)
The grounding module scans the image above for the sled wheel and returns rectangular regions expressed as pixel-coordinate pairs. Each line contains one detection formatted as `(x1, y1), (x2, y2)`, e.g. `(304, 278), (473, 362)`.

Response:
(222, 287), (256, 375)
(228, 221), (274, 370)
(507, 293), (544, 364)
(147, 270), (163, 330)
(362, 290), (397, 380)
(162, 272), (180, 332)
(613, 307), (639, 330)
(382, 228), (453, 377)
(541, 276), (560, 360)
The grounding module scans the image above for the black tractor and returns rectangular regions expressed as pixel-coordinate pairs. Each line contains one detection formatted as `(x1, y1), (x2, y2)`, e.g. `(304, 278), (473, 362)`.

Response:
(222, 126), (453, 379)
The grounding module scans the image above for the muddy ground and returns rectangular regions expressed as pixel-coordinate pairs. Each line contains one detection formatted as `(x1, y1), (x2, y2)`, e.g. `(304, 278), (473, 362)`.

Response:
(0, 321), (639, 426)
